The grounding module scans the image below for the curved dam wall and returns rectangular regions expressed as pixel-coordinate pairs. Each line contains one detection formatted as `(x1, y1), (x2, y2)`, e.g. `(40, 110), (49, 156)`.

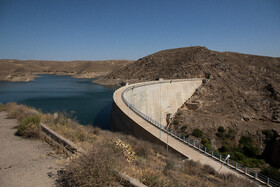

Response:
(110, 79), (202, 140)
(122, 79), (202, 126)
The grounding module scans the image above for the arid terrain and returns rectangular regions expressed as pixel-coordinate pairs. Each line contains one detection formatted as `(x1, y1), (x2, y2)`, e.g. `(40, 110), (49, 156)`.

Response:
(98, 46), (280, 167)
(0, 59), (132, 82)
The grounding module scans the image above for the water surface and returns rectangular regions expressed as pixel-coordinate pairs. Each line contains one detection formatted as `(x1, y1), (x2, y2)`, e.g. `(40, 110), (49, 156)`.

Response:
(0, 75), (114, 130)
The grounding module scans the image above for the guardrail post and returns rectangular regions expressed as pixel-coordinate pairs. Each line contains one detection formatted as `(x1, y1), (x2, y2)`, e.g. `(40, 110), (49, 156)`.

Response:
(159, 124), (161, 139)
(198, 144), (200, 150)
(235, 162), (238, 169)
(219, 154), (221, 161)
(245, 167), (247, 174)
(227, 159), (229, 165)
(254, 173), (257, 179)
(193, 141), (196, 147)
(267, 178), (269, 185)
(211, 150), (213, 157)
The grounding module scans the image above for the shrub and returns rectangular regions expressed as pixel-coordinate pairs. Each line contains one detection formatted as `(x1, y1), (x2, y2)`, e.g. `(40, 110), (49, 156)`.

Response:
(173, 120), (179, 126)
(192, 128), (203, 138)
(180, 125), (187, 131)
(260, 167), (280, 182)
(243, 144), (259, 157)
(17, 114), (41, 138)
(218, 126), (225, 133)
(239, 135), (253, 146)
(225, 128), (236, 139)
(231, 152), (245, 161)
(57, 142), (125, 186)
(218, 145), (230, 153)
(201, 138), (209, 145)
(5, 103), (32, 121)
(0, 103), (5, 111)
(140, 172), (162, 187)
(262, 129), (277, 143)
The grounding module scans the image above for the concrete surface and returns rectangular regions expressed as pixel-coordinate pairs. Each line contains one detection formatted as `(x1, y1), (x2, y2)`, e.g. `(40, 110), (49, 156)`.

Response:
(123, 79), (202, 126)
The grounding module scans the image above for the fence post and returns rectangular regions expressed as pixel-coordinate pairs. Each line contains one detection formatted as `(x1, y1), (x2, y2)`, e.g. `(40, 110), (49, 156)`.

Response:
(227, 159), (229, 165)
(245, 167), (247, 174)
(235, 162), (238, 169)
(267, 178), (270, 185)
(198, 144), (200, 150)
(255, 173), (257, 179)
(159, 124), (161, 139)
(219, 154), (221, 161)
(204, 147), (206, 153)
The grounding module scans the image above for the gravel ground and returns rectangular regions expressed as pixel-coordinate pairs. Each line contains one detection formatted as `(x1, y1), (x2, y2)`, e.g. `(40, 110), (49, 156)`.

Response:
(0, 112), (61, 187)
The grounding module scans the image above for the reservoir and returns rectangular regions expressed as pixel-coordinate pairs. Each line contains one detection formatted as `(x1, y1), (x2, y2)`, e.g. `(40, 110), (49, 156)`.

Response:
(0, 75), (114, 130)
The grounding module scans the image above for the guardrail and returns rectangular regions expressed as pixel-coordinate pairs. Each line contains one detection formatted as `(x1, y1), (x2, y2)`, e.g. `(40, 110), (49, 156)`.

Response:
(120, 80), (280, 187)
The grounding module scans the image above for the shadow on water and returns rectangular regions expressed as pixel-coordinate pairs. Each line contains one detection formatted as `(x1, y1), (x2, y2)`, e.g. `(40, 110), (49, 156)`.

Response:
(93, 103), (112, 130)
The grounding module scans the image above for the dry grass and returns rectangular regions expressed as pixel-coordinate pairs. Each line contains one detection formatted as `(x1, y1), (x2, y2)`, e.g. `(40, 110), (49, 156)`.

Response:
(1, 103), (258, 187)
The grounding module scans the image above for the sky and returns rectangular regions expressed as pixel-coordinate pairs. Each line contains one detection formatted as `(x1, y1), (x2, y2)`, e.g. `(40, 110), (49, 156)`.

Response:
(0, 0), (279, 61)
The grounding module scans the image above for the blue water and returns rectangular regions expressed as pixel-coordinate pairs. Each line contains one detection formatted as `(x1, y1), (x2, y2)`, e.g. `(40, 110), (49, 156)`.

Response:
(0, 75), (114, 130)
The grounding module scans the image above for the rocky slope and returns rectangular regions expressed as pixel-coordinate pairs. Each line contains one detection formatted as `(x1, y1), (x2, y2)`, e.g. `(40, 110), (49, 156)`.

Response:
(102, 46), (280, 123)
(100, 46), (280, 157)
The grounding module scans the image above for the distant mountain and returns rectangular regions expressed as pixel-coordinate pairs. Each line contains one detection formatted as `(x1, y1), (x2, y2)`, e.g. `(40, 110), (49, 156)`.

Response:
(0, 59), (133, 82)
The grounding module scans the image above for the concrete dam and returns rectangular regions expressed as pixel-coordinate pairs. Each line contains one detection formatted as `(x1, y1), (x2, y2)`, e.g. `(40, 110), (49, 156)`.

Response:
(122, 79), (202, 126)
(110, 79), (277, 185)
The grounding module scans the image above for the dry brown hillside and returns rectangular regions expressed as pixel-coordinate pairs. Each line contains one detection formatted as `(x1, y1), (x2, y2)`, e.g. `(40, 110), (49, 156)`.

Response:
(99, 47), (280, 165)
(0, 59), (132, 82)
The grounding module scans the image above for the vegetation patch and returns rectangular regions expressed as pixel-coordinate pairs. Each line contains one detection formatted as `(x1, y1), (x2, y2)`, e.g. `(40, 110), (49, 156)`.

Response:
(17, 114), (41, 138)
(192, 128), (203, 138)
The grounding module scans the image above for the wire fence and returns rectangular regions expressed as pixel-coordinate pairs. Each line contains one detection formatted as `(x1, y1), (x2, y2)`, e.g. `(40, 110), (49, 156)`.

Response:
(120, 80), (280, 187)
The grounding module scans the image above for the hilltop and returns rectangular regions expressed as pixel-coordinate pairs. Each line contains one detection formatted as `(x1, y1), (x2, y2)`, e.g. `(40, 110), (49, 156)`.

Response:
(0, 59), (133, 82)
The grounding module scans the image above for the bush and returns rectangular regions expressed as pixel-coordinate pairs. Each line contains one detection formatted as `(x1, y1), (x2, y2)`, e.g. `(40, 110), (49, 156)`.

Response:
(243, 144), (259, 157)
(57, 142), (125, 186)
(192, 128), (203, 138)
(239, 135), (253, 146)
(180, 125), (187, 131)
(5, 103), (32, 121)
(17, 114), (41, 138)
(231, 152), (245, 161)
(0, 103), (5, 111)
(173, 120), (179, 126)
(141, 172), (162, 187)
(201, 138), (210, 145)
(218, 126), (225, 133)
(262, 129), (277, 143)
(225, 128), (236, 139)
(218, 145), (230, 153)
(260, 167), (280, 182)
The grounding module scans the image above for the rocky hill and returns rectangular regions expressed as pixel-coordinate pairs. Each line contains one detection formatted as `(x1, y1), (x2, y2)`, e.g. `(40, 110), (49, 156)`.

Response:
(99, 47), (280, 162)
(102, 46), (280, 123)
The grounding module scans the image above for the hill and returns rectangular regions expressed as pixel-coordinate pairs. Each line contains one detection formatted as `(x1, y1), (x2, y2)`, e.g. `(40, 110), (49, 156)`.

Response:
(0, 59), (133, 82)
(98, 46), (280, 166)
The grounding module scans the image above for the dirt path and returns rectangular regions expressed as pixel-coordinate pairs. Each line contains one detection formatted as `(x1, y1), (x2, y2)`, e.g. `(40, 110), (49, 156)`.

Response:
(0, 112), (60, 187)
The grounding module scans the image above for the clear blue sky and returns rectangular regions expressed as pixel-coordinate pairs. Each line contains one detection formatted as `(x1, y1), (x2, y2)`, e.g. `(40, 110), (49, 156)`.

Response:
(0, 0), (279, 60)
